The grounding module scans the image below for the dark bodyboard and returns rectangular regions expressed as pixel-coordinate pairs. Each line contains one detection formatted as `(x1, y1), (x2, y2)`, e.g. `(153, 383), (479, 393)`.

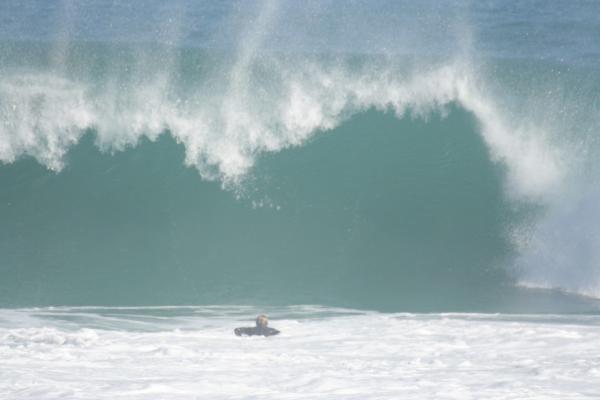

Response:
(234, 327), (280, 337)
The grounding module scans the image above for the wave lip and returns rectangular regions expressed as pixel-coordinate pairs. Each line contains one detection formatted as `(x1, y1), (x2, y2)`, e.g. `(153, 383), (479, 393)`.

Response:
(0, 54), (563, 202)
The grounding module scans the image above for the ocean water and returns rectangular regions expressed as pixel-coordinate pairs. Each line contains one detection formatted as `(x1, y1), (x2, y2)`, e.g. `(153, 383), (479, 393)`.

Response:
(1, 1), (600, 398)
(2, 306), (600, 399)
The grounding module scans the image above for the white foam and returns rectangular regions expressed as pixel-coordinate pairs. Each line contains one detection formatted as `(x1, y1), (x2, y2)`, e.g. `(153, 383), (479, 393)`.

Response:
(1, 307), (599, 399)
(0, 74), (94, 170)
(0, 57), (563, 199)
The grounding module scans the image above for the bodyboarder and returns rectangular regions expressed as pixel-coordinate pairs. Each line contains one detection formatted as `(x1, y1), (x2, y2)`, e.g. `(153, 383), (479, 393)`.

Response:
(234, 314), (280, 337)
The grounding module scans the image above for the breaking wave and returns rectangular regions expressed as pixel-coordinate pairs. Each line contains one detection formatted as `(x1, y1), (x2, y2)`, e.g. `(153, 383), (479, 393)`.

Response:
(1, 0), (599, 309)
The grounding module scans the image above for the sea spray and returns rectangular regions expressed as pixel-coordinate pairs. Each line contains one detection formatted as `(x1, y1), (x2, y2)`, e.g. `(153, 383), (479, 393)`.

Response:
(0, 56), (563, 198)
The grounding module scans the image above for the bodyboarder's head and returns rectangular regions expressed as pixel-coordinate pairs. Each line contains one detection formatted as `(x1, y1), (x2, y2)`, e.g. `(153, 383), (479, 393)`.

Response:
(256, 314), (269, 328)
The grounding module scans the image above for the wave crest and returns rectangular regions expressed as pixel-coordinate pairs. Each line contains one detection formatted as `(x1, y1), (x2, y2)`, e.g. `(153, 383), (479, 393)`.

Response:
(0, 56), (562, 200)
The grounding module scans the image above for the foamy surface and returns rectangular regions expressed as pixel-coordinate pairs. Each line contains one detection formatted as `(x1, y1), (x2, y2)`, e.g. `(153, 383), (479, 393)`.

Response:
(1, 306), (599, 399)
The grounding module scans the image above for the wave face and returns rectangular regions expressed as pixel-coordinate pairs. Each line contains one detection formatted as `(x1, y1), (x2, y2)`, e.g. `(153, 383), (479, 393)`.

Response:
(1, 1), (600, 311)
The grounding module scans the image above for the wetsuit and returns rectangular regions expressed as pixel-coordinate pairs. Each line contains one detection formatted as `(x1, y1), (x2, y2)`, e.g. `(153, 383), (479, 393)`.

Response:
(234, 326), (280, 337)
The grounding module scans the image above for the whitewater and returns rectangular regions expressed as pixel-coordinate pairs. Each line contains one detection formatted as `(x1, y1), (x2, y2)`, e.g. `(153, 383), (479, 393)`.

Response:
(2, 307), (600, 400)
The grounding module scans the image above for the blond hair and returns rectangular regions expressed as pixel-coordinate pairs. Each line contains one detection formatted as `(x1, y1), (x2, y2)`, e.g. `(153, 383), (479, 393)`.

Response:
(256, 314), (269, 328)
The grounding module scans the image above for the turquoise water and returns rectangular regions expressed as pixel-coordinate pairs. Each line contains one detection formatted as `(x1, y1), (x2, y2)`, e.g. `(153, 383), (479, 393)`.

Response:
(1, 108), (512, 309)
(1, 1), (600, 312)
